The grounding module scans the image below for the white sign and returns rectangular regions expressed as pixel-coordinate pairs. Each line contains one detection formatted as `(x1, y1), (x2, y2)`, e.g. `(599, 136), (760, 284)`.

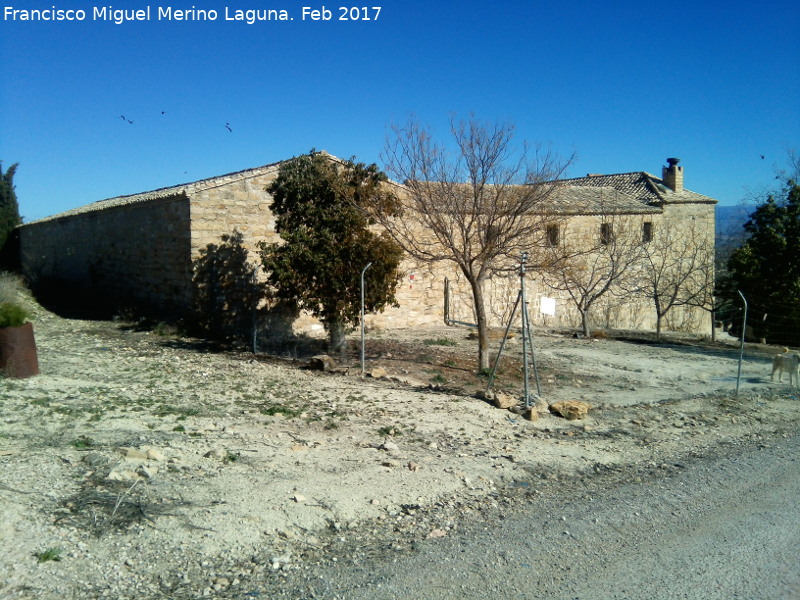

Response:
(540, 297), (556, 316)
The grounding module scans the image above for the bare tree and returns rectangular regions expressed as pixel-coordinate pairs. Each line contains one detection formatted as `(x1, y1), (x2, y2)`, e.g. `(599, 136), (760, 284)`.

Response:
(379, 117), (572, 371)
(544, 204), (645, 337)
(635, 220), (715, 339)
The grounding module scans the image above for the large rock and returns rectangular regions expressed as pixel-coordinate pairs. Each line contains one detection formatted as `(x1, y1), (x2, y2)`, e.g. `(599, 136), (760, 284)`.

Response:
(83, 452), (110, 468)
(204, 448), (228, 460)
(115, 447), (148, 461)
(478, 389), (518, 409)
(136, 464), (158, 479)
(380, 440), (400, 453)
(107, 468), (139, 482)
(145, 448), (165, 461)
(549, 400), (591, 420)
(368, 367), (388, 379)
(494, 392), (519, 410)
(522, 407), (539, 421)
(531, 397), (550, 414)
(308, 355), (335, 372)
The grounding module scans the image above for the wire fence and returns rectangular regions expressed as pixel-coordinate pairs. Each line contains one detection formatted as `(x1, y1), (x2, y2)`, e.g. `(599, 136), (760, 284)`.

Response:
(715, 295), (800, 348)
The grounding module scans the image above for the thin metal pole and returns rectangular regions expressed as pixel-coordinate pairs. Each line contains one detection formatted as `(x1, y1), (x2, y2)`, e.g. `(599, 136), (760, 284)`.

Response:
(486, 254), (543, 405)
(486, 291), (521, 393)
(520, 253), (531, 408)
(523, 299), (541, 397)
(251, 265), (259, 354)
(444, 278), (449, 325)
(360, 262), (373, 376)
(735, 290), (747, 396)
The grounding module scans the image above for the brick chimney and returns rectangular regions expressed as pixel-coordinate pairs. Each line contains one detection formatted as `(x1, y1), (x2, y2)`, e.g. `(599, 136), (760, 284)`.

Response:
(662, 157), (683, 192)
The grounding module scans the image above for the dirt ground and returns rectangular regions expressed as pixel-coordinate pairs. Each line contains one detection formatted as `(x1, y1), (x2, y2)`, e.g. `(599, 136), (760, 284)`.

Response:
(1, 312), (799, 599)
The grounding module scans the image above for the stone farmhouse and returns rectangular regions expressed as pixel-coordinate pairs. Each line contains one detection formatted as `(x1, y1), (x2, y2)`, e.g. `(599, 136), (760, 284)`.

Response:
(451, 159), (717, 335)
(16, 155), (716, 337)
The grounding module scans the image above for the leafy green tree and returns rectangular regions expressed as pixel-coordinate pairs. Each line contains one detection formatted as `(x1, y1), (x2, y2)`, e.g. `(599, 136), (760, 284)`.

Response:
(258, 152), (403, 354)
(725, 179), (800, 344)
(0, 162), (22, 249)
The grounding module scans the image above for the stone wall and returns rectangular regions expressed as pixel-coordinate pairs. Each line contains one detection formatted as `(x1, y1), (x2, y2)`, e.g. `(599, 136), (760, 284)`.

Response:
(19, 196), (193, 316)
(188, 166), (280, 257)
(17, 162), (715, 338)
(18, 166), (282, 320)
(365, 201), (716, 336)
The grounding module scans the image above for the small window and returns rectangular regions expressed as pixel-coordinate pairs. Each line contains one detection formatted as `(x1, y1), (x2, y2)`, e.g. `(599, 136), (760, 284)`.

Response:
(600, 223), (613, 245)
(643, 222), (653, 243)
(546, 224), (560, 247)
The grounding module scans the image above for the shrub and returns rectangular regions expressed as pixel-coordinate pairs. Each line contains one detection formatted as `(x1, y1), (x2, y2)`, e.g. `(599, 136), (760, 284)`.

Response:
(0, 271), (37, 318)
(0, 271), (25, 304)
(423, 337), (457, 346)
(35, 547), (63, 563)
(0, 301), (30, 328)
(71, 435), (94, 450)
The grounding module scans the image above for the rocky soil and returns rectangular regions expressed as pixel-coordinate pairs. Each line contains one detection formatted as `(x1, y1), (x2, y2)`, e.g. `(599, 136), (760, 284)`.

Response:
(1, 312), (799, 599)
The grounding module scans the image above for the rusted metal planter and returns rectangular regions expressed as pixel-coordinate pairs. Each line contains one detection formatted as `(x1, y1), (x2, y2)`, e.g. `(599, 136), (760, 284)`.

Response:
(0, 322), (39, 378)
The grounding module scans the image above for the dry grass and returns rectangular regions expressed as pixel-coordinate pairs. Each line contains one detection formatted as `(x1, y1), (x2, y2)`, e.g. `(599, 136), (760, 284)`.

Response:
(55, 475), (182, 536)
(0, 271), (37, 314)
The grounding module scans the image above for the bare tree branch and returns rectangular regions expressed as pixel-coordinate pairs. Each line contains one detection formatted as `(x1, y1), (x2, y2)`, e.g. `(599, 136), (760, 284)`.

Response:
(378, 116), (573, 370)
(543, 197), (646, 337)
(631, 220), (715, 339)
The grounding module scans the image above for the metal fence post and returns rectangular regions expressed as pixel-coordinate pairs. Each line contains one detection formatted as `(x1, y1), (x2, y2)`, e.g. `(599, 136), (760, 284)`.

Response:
(520, 253), (531, 407)
(361, 262), (373, 376)
(736, 290), (747, 396)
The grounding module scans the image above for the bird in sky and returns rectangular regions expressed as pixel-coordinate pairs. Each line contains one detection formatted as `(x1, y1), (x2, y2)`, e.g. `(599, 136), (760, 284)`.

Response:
(225, 122), (232, 132)
(760, 155), (765, 160)
(161, 111), (167, 115)
(120, 115), (133, 124)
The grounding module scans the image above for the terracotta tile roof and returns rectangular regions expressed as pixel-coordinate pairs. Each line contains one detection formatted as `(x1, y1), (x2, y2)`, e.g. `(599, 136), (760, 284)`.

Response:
(558, 171), (716, 207)
(544, 184), (662, 215)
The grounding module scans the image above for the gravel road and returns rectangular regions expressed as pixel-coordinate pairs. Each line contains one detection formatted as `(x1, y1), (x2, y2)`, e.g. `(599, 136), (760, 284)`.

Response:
(264, 433), (800, 600)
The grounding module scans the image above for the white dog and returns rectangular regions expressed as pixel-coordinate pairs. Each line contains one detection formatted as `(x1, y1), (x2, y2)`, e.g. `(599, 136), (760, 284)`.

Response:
(771, 350), (799, 385)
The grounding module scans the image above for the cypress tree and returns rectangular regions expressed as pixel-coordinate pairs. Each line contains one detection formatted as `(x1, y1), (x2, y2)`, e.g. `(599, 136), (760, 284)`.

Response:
(0, 162), (22, 249)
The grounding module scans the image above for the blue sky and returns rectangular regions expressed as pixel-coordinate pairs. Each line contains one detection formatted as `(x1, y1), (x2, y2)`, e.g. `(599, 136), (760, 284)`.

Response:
(1, 0), (798, 221)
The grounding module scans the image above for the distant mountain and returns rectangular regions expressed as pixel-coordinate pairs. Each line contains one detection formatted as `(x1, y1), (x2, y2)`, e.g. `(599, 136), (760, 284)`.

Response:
(716, 204), (754, 241)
